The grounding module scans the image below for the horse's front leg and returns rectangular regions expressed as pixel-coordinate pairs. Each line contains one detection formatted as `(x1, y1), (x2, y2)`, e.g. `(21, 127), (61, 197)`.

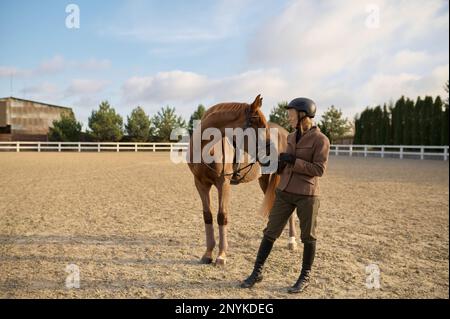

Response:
(216, 179), (231, 266)
(195, 178), (215, 264)
(288, 214), (298, 250)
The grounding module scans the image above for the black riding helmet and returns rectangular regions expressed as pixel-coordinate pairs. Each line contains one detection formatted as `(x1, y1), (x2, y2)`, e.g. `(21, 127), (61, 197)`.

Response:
(285, 97), (317, 118)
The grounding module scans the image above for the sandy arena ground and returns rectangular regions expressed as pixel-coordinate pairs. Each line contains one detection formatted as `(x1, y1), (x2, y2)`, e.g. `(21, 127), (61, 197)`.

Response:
(0, 152), (448, 299)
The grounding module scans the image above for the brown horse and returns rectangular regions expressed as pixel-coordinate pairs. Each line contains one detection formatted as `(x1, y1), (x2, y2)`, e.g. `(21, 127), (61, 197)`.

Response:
(187, 95), (297, 266)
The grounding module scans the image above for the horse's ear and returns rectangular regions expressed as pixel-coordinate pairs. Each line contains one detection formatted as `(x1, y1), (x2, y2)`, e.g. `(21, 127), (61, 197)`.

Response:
(251, 94), (263, 111)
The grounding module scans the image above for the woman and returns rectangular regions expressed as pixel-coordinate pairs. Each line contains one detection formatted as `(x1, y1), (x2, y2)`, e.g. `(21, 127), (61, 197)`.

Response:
(240, 97), (330, 293)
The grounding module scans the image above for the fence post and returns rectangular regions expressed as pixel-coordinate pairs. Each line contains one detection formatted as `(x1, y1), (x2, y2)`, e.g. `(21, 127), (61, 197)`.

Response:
(420, 147), (424, 160)
(135, 143), (137, 152)
(78, 142), (81, 152)
(153, 144), (156, 152)
(116, 143), (119, 152)
(335, 146), (338, 156)
(364, 146), (367, 157)
(349, 145), (352, 157)
(58, 142), (61, 152)
(16, 142), (19, 152)
(445, 146), (448, 161)
(381, 146), (384, 158)
(38, 142), (41, 153)
(97, 143), (100, 152)
(399, 146), (403, 159)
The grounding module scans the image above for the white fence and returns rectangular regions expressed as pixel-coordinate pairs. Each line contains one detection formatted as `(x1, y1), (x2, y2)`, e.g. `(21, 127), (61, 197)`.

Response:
(0, 142), (448, 160)
(0, 141), (189, 152)
(330, 145), (448, 161)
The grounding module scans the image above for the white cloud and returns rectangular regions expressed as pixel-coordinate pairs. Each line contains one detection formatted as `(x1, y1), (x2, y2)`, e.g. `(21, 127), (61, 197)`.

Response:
(244, 0), (449, 119)
(389, 50), (431, 69)
(1, 56), (112, 79)
(78, 58), (111, 71)
(0, 66), (32, 77)
(37, 55), (66, 74)
(65, 79), (109, 97)
(121, 69), (287, 118)
(19, 82), (63, 104)
(357, 64), (449, 109)
(122, 71), (209, 104)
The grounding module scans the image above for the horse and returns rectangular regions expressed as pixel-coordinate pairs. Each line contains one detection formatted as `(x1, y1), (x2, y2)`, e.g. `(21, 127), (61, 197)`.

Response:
(187, 94), (297, 266)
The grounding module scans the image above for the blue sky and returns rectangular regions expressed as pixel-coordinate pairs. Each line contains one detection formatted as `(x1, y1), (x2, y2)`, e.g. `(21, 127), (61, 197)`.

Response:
(0, 0), (448, 127)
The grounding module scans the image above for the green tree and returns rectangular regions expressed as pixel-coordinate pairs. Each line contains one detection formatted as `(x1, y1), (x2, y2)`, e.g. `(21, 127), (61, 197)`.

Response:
(152, 106), (187, 142)
(125, 106), (151, 142)
(373, 105), (383, 144)
(317, 105), (352, 144)
(269, 101), (291, 132)
(382, 104), (391, 144)
(48, 111), (82, 142)
(88, 101), (124, 142)
(422, 96), (434, 145)
(392, 96), (406, 145)
(188, 104), (206, 134)
(411, 97), (422, 145)
(403, 98), (414, 145)
(353, 114), (362, 144)
(355, 108), (371, 144)
(431, 96), (443, 145)
(444, 81), (449, 106)
(442, 81), (449, 145)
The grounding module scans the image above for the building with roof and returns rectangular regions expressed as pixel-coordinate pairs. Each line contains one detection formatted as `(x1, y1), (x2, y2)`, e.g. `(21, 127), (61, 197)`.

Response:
(0, 97), (73, 141)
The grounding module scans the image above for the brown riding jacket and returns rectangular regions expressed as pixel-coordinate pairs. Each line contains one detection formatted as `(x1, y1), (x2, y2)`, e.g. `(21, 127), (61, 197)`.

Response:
(277, 126), (330, 196)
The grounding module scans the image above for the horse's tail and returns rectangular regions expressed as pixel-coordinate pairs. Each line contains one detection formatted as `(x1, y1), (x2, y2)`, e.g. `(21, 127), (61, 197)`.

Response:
(258, 173), (280, 218)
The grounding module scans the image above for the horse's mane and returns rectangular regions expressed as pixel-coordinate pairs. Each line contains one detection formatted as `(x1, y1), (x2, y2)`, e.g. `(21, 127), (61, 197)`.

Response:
(202, 102), (269, 129)
(202, 102), (248, 120)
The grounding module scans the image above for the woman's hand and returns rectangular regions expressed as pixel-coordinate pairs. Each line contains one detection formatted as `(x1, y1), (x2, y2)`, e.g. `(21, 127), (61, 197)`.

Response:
(279, 152), (296, 165)
(276, 160), (287, 174)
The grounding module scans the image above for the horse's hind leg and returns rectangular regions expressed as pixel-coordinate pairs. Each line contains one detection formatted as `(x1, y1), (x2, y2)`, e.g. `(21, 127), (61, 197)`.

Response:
(288, 214), (297, 250)
(195, 178), (215, 264)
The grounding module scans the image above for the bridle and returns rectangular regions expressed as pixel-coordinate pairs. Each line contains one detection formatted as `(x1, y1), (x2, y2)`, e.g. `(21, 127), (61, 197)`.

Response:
(203, 106), (272, 185)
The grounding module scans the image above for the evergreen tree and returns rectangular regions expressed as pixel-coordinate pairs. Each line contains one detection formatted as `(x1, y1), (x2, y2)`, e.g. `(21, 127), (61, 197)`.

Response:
(48, 111), (82, 142)
(317, 105), (352, 144)
(88, 101), (124, 142)
(382, 104), (391, 144)
(442, 82), (449, 145)
(412, 97), (421, 145)
(442, 104), (449, 145)
(373, 105), (383, 144)
(422, 96), (434, 145)
(269, 101), (291, 132)
(356, 108), (370, 144)
(152, 106), (187, 142)
(188, 104), (206, 134)
(432, 96), (443, 145)
(125, 106), (152, 142)
(403, 98), (414, 145)
(392, 96), (405, 144)
(353, 115), (361, 144)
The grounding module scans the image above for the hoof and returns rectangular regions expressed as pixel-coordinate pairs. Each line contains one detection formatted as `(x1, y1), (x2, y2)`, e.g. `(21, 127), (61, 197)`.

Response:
(288, 237), (297, 251)
(200, 256), (213, 264)
(215, 257), (227, 266)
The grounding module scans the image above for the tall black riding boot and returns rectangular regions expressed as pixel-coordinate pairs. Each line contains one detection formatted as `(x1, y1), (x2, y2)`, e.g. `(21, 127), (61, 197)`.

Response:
(288, 240), (316, 293)
(240, 236), (274, 288)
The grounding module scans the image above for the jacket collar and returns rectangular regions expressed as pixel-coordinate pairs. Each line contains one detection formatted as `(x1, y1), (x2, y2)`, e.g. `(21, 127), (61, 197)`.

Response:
(289, 126), (319, 144)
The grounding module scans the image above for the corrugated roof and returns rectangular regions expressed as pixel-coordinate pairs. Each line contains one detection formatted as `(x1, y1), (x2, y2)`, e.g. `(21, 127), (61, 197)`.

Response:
(0, 96), (72, 110)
